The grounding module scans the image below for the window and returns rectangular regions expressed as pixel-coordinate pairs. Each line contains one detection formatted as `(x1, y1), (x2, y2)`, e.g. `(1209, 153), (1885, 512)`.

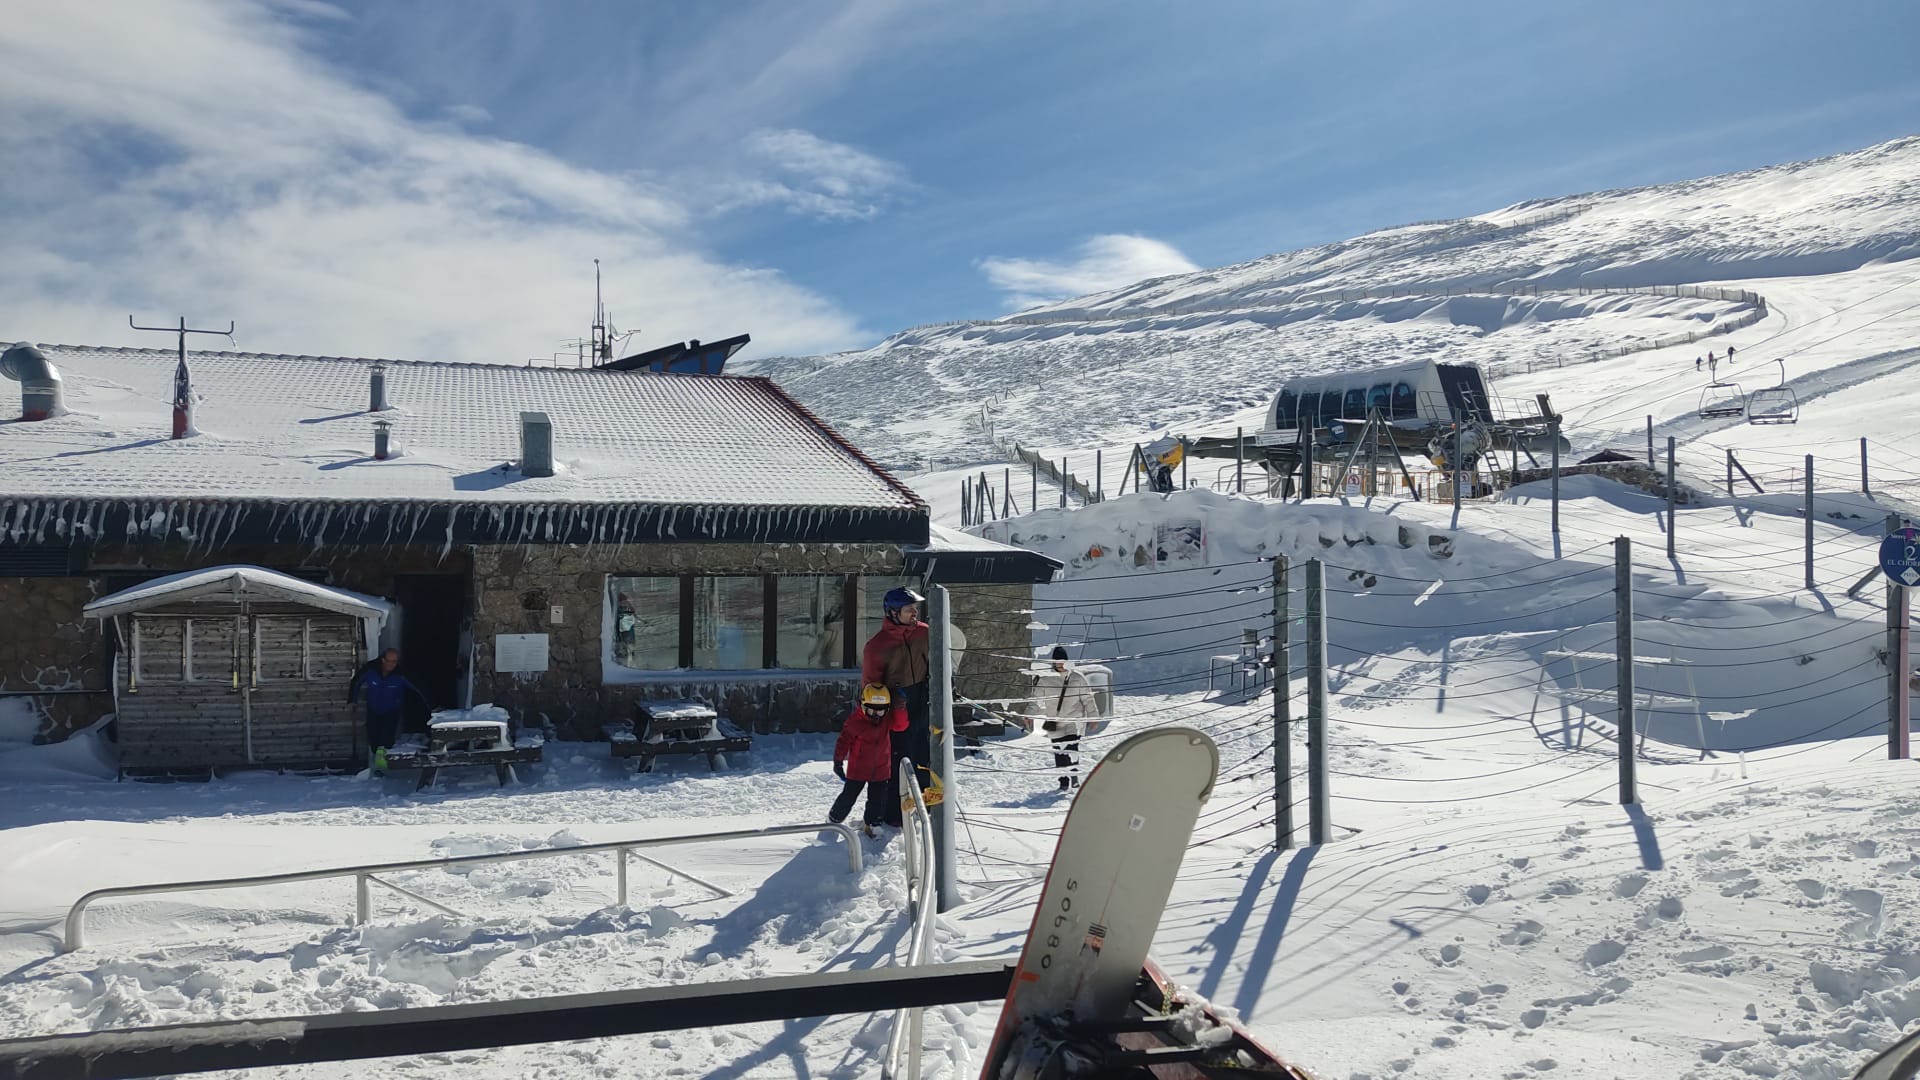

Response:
(605, 574), (912, 675)
(1368, 383), (1392, 415)
(1316, 389), (1341, 427)
(694, 577), (765, 670)
(187, 618), (237, 683)
(1274, 390), (1297, 428)
(777, 576), (848, 670)
(1342, 387), (1367, 418)
(1391, 382), (1417, 419)
(608, 577), (679, 671)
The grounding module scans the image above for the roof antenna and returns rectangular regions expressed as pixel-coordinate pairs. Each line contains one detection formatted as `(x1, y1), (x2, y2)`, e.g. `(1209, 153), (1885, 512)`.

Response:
(590, 259), (609, 367)
(129, 315), (234, 439)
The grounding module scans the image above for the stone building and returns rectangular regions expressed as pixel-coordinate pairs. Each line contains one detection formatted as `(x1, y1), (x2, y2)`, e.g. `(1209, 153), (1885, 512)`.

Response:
(0, 340), (1056, 752)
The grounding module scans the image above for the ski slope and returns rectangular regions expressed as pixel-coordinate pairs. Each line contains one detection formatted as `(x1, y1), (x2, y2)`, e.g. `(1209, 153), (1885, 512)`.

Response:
(5, 137), (1920, 1079)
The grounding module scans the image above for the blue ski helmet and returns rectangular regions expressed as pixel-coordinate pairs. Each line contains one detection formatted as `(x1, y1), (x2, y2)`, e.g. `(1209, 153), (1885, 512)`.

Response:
(883, 586), (925, 613)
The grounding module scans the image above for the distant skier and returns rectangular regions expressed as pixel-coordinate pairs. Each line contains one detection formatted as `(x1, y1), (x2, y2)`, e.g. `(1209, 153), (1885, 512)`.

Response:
(345, 648), (428, 769)
(830, 684), (907, 837)
(1030, 646), (1100, 790)
(1695, 357), (1702, 371)
(1727, 344), (1736, 365)
(863, 586), (929, 825)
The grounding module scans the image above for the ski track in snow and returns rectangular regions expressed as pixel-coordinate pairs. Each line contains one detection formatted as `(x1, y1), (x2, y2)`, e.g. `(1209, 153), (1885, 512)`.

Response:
(7, 138), (1920, 1079)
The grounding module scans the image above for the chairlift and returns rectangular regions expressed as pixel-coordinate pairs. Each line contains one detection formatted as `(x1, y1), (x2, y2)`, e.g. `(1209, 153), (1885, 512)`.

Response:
(1746, 359), (1799, 425)
(1697, 379), (1745, 420)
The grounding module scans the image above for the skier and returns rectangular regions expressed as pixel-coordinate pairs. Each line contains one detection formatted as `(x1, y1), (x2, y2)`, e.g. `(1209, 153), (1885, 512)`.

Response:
(1728, 344), (1736, 365)
(613, 593), (638, 666)
(1695, 357), (1702, 371)
(1030, 645), (1101, 789)
(863, 586), (929, 825)
(830, 684), (907, 837)
(345, 648), (428, 770)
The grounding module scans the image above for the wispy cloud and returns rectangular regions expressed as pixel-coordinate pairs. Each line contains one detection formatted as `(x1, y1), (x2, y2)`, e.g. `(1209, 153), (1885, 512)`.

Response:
(978, 234), (1202, 311)
(714, 128), (911, 221)
(0, 1), (872, 360)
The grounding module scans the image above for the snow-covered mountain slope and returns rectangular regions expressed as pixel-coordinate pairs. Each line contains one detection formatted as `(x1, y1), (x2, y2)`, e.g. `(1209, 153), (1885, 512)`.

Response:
(738, 136), (1920, 480)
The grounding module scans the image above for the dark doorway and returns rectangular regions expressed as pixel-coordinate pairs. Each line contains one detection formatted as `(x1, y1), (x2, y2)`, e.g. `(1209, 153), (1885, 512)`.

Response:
(394, 574), (468, 732)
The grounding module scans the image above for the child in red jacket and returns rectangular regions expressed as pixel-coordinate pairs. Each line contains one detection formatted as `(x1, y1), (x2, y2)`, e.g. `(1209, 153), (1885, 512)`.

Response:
(832, 684), (908, 836)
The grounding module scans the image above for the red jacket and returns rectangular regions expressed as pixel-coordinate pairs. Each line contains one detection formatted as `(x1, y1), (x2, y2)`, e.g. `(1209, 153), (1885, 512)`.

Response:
(862, 618), (929, 688)
(834, 705), (908, 782)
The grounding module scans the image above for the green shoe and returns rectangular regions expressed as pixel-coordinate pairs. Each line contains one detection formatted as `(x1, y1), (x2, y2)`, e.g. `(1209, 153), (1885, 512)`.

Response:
(372, 747), (388, 770)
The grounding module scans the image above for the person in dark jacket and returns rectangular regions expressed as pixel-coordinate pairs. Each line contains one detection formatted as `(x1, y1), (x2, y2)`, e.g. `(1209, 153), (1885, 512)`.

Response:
(346, 648), (427, 765)
(832, 684), (908, 836)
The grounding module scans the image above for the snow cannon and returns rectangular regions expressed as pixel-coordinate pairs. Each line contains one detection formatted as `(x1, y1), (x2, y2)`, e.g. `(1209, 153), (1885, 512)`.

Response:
(1137, 435), (1185, 494)
(1426, 420), (1489, 472)
(0, 344), (62, 421)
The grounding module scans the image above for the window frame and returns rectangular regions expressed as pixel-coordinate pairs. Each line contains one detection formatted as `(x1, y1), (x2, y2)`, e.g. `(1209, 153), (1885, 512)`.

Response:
(602, 573), (911, 681)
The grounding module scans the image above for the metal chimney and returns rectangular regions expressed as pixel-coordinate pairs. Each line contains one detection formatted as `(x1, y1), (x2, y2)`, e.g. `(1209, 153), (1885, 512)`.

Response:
(373, 419), (392, 461)
(370, 362), (389, 412)
(520, 412), (554, 477)
(0, 344), (62, 420)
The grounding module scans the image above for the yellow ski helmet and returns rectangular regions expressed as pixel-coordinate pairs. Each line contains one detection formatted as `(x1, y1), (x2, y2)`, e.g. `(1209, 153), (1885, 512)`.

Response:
(860, 683), (893, 708)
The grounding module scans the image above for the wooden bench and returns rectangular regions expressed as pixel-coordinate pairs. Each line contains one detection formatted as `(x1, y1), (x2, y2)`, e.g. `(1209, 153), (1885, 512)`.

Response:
(605, 700), (752, 773)
(385, 726), (544, 791)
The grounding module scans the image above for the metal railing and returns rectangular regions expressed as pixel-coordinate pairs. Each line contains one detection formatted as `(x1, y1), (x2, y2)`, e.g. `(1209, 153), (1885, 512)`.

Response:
(882, 758), (941, 1080)
(63, 822), (862, 953)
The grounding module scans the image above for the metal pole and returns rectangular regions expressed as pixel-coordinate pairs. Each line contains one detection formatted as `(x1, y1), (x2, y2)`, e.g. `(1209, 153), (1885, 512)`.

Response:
(1805, 455), (1815, 591)
(928, 587), (960, 910)
(1890, 512), (1911, 760)
(961, 482), (970, 527)
(1236, 427), (1245, 493)
(1863, 437), (1872, 497)
(1180, 440), (1189, 490)
(1301, 430), (1314, 500)
(1615, 537), (1637, 805)
(1305, 559), (1330, 844)
(1549, 419), (1561, 545)
(1059, 459), (1067, 508)
(1004, 468), (1012, 516)
(1273, 555), (1292, 850)
(1646, 415), (1653, 467)
(1666, 436), (1676, 560)
(1726, 449), (1734, 498)
(615, 848), (628, 907)
(1095, 450), (1103, 501)
(1030, 460), (1037, 513)
(1450, 424), (1461, 525)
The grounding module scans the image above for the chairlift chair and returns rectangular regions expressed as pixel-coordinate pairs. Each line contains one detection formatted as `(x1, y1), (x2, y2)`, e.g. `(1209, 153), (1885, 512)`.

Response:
(1746, 359), (1799, 425)
(1697, 380), (1745, 420)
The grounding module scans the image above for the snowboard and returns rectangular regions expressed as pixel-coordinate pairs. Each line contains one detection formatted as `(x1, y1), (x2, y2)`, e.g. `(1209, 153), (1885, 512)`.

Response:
(978, 726), (1219, 1080)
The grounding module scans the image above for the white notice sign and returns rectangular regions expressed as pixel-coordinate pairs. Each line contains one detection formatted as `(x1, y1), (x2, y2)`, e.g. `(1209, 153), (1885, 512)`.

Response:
(495, 633), (550, 673)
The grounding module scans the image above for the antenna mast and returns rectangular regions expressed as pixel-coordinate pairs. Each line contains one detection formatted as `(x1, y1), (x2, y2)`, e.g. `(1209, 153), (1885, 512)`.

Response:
(129, 315), (234, 439)
(590, 259), (610, 367)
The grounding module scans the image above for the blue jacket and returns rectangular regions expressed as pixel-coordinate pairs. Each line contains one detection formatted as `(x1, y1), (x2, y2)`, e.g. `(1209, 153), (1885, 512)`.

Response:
(347, 664), (423, 715)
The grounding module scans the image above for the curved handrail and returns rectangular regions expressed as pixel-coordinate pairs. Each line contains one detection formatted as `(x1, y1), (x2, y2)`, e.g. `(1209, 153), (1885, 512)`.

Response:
(882, 759), (941, 1080)
(64, 822), (861, 953)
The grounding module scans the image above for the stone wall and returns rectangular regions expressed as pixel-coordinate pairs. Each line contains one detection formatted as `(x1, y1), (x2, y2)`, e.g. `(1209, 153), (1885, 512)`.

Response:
(1511, 461), (1696, 503)
(949, 584), (1033, 709)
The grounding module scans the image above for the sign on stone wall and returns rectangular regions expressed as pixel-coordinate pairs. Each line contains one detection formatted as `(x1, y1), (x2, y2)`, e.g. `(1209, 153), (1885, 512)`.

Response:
(495, 633), (550, 673)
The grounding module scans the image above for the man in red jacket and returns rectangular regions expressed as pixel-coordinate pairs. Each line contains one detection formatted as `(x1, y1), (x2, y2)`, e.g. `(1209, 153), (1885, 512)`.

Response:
(831, 684), (908, 836)
(863, 586), (929, 826)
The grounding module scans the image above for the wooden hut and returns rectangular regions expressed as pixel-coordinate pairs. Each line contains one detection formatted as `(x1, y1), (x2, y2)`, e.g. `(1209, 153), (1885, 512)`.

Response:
(83, 566), (392, 773)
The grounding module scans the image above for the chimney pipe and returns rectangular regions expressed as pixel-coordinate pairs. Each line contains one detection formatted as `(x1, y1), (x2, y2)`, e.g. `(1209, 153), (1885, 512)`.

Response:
(373, 419), (392, 461)
(370, 362), (389, 412)
(520, 411), (554, 477)
(0, 344), (62, 420)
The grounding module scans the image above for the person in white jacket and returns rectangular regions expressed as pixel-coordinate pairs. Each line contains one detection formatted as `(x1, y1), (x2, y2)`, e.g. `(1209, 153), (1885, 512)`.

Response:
(1031, 645), (1100, 790)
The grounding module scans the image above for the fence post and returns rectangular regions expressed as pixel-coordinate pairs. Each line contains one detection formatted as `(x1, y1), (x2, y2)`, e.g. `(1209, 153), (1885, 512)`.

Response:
(1646, 416), (1654, 468)
(1059, 458), (1068, 508)
(961, 481), (970, 527)
(1890, 513), (1911, 761)
(1863, 437), (1872, 497)
(1236, 427), (1245, 494)
(928, 586), (961, 909)
(1004, 468), (1013, 517)
(1095, 450), (1103, 501)
(1305, 558), (1331, 844)
(1726, 449), (1734, 498)
(1301, 430), (1315, 500)
(1181, 440), (1189, 490)
(1615, 537), (1637, 805)
(1666, 436), (1677, 560)
(1550, 419), (1561, 548)
(1030, 460), (1037, 512)
(1805, 456), (1815, 591)
(1273, 554), (1292, 850)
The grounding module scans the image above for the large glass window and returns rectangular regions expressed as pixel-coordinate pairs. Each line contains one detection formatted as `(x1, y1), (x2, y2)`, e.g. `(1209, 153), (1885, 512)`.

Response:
(777, 576), (846, 669)
(1391, 382), (1417, 419)
(608, 577), (680, 671)
(1342, 387), (1367, 418)
(694, 577), (765, 671)
(1274, 390), (1297, 428)
(1317, 388), (1341, 427)
(1368, 383), (1392, 415)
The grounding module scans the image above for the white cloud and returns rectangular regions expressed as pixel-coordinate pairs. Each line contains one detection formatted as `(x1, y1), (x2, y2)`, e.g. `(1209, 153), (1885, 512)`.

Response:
(0, 1), (871, 361)
(718, 128), (910, 221)
(978, 234), (1202, 311)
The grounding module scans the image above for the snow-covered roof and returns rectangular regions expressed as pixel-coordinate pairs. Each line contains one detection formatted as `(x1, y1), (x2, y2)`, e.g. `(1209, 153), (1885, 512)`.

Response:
(82, 564), (394, 623)
(903, 524), (1060, 584)
(1, 343), (927, 546)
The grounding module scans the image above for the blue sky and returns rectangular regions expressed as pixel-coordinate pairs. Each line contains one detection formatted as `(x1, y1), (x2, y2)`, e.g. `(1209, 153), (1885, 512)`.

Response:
(2, 1), (1917, 361)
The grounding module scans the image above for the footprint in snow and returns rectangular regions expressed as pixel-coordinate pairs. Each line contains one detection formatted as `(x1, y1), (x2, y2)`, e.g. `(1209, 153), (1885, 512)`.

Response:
(1582, 940), (1626, 968)
(1499, 920), (1543, 946)
(1795, 879), (1827, 900)
(1613, 873), (1648, 899)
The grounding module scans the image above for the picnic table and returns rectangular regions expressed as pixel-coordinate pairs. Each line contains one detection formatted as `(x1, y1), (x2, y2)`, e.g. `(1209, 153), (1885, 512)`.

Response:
(384, 706), (544, 791)
(605, 700), (752, 773)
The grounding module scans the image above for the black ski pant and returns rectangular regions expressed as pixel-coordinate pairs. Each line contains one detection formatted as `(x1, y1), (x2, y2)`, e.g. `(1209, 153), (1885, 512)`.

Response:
(366, 709), (403, 755)
(1051, 732), (1081, 789)
(883, 682), (932, 826)
(830, 779), (887, 827)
